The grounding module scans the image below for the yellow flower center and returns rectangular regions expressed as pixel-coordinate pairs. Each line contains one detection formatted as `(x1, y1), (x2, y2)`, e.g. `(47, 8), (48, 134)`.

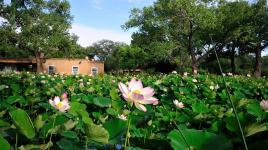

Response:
(130, 90), (144, 100)
(57, 102), (63, 108)
(133, 90), (141, 94)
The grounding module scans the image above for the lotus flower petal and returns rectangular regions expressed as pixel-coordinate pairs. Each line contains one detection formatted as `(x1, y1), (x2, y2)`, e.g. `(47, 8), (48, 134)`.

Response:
(134, 103), (147, 112)
(58, 100), (70, 112)
(129, 78), (143, 91)
(118, 114), (127, 121)
(49, 94), (70, 112)
(141, 87), (155, 99)
(118, 78), (158, 112)
(49, 99), (55, 107)
(140, 97), (158, 105)
(54, 96), (60, 104)
(118, 82), (129, 95)
(260, 100), (268, 112)
(61, 93), (67, 99)
(173, 100), (184, 108)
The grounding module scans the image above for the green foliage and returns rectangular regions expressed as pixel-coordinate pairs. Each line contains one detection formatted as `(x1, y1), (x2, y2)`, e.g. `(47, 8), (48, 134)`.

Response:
(56, 138), (84, 150)
(0, 0), (87, 59)
(103, 119), (127, 144)
(247, 102), (264, 120)
(168, 128), (233, 150)
(9, 109), (36, 139)
(89, 40), (125, 61)
(121, 0), (268, 75)
(123, 0), (218, 72)
(0, 72), (267, 149)
(68, 102), (92, 124)
(92, 97), (112, 107)
(61, 131), (79, 140)
(244, 123), (267, 137)
(0, 136), (10, 150)
(118, 45), (147, 70)
(85, 123), (109, 144)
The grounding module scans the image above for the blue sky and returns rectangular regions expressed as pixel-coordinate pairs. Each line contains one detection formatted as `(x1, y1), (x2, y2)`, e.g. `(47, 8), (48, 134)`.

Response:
(0, 0), (155, 46)
(68, 0), (155, 47)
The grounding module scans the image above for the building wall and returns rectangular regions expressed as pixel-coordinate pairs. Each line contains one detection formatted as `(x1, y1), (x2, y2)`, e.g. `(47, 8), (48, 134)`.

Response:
(42, 58), (104, 75)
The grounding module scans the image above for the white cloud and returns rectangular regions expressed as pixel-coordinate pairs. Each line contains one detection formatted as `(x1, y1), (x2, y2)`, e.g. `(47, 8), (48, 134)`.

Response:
(69, 23), (132, 47)
(89, 0), (103, 10)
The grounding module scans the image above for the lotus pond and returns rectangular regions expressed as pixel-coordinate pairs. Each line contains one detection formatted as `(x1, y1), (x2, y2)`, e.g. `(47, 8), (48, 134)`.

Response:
(0, 72), (267, 150)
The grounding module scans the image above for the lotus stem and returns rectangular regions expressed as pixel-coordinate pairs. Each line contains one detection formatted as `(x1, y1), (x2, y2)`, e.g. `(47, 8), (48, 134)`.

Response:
(124, 113), (132, 148)
(210, 36), (248, 150)
(48, 114), (57, 150)
(15, 133), (18, 150)
(162, 104), (191, 149)
(85, 136), (88, 150)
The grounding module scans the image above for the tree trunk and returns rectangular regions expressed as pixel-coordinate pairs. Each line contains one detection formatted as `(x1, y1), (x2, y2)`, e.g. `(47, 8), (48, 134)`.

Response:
(190, 50), (197, 74)
(188, 21), (197, 74)
(231, 45), (235, 74)
(253, 47), (262, 77)
(36, 52), (44, 73)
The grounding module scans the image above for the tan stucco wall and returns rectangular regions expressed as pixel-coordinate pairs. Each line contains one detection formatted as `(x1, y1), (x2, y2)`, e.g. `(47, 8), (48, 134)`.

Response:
(42, 58), (104, 75)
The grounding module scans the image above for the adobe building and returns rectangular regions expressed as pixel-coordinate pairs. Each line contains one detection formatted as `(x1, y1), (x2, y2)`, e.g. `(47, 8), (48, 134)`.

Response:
(0, 57), (104, 76)
(43, 58), (104, 75)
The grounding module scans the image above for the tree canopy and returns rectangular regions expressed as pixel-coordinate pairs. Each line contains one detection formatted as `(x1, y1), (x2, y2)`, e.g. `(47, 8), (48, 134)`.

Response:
(0, 0), (267, 76)
(122, 0), (268, 76)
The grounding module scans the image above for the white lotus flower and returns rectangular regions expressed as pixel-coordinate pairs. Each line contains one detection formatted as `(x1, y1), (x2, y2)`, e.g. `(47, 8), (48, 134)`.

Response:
(227, 72), (233, 76)
(118, 114), (127, 121)
(215, 84), (219, 90)
(173, 100), (184, 108)
(209, 85), (214, 90)
(49, 95), (70, 112)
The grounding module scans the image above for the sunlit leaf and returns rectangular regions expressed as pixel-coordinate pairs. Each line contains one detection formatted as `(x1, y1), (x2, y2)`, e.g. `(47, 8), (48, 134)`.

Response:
(9, 109), (36, 139)
(168, 128), (233, 150)
(93, 97), (111, 107)
(103, 119), (127, 144)
(85, 123), (109, 144)
(245, 123), (267, 137)
(0, 136), (10, 150)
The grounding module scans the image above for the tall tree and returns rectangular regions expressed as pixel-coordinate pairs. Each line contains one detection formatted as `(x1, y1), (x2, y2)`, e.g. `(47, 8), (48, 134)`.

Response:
(123, 0), (217, 73)
(230, 0), (268, 76)
(89, 39), (125, 61)
(88, 39), (127, 71)
(0, 0), (72, 72)
(209, 0), (253, 74)
(251, 0), (268, 76)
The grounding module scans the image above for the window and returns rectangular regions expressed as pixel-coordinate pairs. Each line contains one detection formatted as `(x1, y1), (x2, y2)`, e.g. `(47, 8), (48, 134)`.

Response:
(48, 65), (55, 74)
(91, 67), (98, 76)
(72, 66), (79, 75)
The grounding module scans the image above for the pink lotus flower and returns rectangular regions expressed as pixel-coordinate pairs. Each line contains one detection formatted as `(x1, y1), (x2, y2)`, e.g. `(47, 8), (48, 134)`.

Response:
(173, 100), (184, 108)
(260, 100), (268, 112)
(61, 93), (68, 100)
(49, 93), (70, 112)
(118, 78), (158, 112)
